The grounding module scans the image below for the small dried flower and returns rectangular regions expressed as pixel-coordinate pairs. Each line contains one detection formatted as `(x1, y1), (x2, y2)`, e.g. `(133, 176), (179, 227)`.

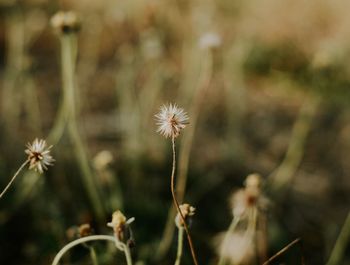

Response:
(107, 210), (135, 247)
(245, 173), (262, 200)
(51, 11), (81, 33)
(175, 203), (196, 228)
(155, 104), (189, 139)
(78, 223), (93, 237)
(25, 138), (54, 174)
(93, 150), (113, 170)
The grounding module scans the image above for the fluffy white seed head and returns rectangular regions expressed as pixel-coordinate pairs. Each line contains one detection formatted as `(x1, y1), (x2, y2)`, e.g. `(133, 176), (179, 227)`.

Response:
(155, 103), (189, 139)
(25, 138), (54, 174)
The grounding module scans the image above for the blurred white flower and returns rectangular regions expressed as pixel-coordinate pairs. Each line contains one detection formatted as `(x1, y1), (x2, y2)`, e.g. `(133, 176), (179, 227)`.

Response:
(217, 231), (254, 265)
(155, 104), (189, 139)
(25, 138), (54, 174)
(199, 32), (222, 49)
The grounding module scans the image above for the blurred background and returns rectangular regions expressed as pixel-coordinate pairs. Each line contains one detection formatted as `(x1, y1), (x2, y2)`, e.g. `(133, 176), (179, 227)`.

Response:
(0, 0), (350, 264)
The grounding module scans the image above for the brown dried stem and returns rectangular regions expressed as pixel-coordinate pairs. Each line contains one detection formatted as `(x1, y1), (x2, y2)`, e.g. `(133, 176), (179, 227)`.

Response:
(171, 136), (199, 265)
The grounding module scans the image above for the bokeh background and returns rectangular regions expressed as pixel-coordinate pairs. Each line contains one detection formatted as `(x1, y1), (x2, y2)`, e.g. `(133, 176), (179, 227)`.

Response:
(0, 0), (350, 264)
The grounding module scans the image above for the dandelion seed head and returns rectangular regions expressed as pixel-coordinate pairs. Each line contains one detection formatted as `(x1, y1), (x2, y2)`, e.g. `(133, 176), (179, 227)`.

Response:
(25, 138), (54, 174)
(155, 103), (189, 139)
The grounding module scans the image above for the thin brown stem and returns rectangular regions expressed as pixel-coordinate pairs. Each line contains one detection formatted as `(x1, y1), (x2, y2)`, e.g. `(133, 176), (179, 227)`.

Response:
(0, 159), (29, 199)
(171, 136), (199, 265)
(262, 238), (301, 265)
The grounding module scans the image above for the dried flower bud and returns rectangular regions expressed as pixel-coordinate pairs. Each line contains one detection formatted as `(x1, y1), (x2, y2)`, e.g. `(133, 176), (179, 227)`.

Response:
(175, 203), (196, 228)
(78, 223), (93, 237)
(51, 11), (81, 34)
(93, 150), (113, 171)
(245, 173), (262, 201)
(107, 210), (135, 247)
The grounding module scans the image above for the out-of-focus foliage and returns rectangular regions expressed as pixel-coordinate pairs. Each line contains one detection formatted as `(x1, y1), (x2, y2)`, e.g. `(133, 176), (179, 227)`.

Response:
(0, 0), (349, 265)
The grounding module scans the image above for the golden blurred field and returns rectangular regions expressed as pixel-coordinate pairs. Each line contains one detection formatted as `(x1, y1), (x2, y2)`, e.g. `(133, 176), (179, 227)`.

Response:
(0, 0), (350, 264)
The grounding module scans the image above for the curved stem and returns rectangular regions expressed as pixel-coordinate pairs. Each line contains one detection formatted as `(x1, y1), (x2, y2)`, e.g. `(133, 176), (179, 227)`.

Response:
(268, 96), (320, 194)
(326, 212), (350, 265)
(171, 136), (199, 265)
(0, 160), (29, 199)
(51, 235), (115, 265)
(123, 243), (133, 265)
(217, 217), (240, 265)
(60, 33), (105, 221)
(89, 246), (99, 265)
(175, 227), (184, 265)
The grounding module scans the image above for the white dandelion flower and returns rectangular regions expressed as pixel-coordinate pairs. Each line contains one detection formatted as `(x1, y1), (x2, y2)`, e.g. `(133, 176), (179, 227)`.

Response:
(25, 138), (54, 174)
(155, 104), (189, 139)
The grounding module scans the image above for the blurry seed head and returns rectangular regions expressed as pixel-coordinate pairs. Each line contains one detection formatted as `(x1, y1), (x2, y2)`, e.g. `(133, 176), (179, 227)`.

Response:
(175, 203), (196, 228)
(155, 103), (189, 139)
(199, 32), (222, 50)
(230, 173), (265, 218)
(93, 150), (114, 170)
(25, 138), (54, 174)
(51, 11), (81, 34)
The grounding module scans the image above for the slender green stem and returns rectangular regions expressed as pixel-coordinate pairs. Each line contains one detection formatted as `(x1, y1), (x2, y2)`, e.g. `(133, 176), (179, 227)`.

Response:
(268, 96), (320, 193)
(123, 243), (133, 265)
(89, 247), (99, 265)
(175, 227), (184, 265)
(171, 137), (199, 265)
(217, 217), (240, 265)
(0, 160), (29, 199)
(326, 212), (350, 265)
(51, 235), (115, 265)
(60, 33), (105, 221)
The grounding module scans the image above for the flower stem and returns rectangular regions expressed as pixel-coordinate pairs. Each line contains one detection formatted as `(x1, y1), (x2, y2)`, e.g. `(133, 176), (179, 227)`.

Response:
(123, 243), (133, 265)
(326, 212), (350, 265)
(217, 217), (240, 265)
(0, 160), (29, 199)
(60, 33), (105, 221)
(175, 227), (184, 265)
(51, 235), (115, 265)
(89, 246), (99, 265)
(171, 136), (199, 265)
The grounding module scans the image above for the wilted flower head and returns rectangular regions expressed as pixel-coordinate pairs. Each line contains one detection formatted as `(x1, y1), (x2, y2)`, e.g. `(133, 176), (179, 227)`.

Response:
(175, 203), (196, 228)
(25, 138), (54, 174)
(155, 104), (189, 139)
(107, 210), (135, 247)
(78, 223), (93, 237)
(51, 11), (81, 33)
